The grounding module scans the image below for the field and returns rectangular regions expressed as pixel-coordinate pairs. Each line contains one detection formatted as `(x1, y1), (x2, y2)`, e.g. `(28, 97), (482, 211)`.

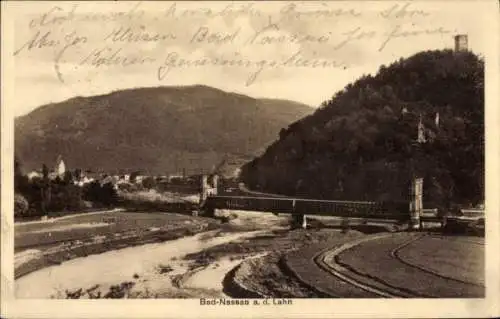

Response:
(394, 234), (484, 285)
(16, 211), (215, 250)
(333, 233), (485, 297)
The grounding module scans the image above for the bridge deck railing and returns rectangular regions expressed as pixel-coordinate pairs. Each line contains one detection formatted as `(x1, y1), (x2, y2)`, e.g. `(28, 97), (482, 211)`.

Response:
(204, 195), (409, 221)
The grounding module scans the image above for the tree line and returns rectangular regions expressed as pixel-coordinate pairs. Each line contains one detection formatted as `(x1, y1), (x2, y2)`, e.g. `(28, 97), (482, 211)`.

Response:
(14, 157), (118, 218)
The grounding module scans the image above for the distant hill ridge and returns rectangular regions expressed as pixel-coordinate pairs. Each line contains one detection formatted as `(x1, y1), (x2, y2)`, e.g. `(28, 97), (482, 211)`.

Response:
(15, 85), (313, 175)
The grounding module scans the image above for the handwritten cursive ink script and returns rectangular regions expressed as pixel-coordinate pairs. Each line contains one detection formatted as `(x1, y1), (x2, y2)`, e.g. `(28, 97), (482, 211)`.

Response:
(12, 1), (449, 87)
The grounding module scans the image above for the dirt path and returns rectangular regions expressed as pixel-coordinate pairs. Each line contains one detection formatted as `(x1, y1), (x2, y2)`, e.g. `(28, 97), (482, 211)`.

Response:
(15, 229), (267, 298)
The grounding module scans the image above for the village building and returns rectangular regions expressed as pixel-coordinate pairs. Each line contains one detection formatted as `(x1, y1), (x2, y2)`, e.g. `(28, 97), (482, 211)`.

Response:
(74, 175), (95, 187)
(100, 175), (120, 190)
(27, 170), (42, 180)
(135, 175), (145, 184)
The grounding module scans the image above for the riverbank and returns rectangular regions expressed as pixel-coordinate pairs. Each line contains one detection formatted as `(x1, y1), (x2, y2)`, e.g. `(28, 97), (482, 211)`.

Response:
(16, 229), (268, 298)
(15, 209), (339, 298)
(15, 211), (221, 279)
(17, 209), (476, 299)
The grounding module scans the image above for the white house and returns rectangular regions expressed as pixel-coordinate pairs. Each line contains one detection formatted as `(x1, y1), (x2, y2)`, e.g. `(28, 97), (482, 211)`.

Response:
(27, 170), (42, 180)
(135, 175), (145, 184)
(75, 176), (94, 187)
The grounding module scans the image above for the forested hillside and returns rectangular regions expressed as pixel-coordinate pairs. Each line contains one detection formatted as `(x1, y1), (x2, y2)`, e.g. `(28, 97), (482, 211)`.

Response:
(241, 50), (484, 209)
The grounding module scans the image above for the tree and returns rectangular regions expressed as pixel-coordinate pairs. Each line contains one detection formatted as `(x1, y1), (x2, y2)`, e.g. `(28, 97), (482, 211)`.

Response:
(83, 181), (118, 207)
(14, 156), (29, 194)
(14, 193), (29, 218)
(130, 171), (141, 183)
(63, 171), (74, 184)
(42, 164), (49, 179)
(99, 182), (118, 206)
(82, 181), (101, 203)
(74, 169), (82, 181)
(40, 163), (51, 215)
(142, 176), (156, 189)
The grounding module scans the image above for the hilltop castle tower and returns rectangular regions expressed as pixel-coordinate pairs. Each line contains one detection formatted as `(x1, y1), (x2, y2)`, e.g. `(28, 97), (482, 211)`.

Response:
(454, 34), (468, 52)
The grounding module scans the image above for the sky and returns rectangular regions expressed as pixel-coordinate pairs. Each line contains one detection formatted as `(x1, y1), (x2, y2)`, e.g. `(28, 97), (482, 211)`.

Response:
(6, 1), (493, 116)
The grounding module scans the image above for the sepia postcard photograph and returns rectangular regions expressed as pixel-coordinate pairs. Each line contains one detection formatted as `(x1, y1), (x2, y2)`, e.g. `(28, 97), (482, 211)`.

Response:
(1, 0), (499, 318)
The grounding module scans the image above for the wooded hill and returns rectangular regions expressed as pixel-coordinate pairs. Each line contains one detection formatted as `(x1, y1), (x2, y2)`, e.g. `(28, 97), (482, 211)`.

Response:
(241, 50), (484, 209)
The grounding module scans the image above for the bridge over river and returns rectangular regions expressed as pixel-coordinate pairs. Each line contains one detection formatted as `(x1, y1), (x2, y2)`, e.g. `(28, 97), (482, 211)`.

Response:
(198, 176), (423, 228)
(202, 194), (410, 228)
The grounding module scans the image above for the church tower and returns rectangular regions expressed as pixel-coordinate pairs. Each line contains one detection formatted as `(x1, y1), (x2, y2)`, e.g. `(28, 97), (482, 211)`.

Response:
(55, 155), (66, 178)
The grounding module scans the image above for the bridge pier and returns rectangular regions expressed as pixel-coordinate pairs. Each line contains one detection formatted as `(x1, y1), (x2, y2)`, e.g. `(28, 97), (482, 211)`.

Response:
(200, 174), (218, 202)
(409, 177), (423, 230)
(204, 206), (215, 218)
(200, 174), (219, 218)
(291, 214), (307, 229)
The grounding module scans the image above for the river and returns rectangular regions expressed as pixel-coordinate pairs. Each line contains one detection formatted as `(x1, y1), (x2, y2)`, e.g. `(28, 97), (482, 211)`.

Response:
(16, 229), (266, 298)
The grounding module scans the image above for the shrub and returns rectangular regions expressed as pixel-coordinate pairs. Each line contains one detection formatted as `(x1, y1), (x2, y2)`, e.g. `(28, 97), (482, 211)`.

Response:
(103, 281), (135, 299)
(129, 171), (141, 184)
(117, 183), (133, 192)
(157, 264), (174, 274)
(341, 218), (351, 234)
(142, 176), (157, 189)
(14, 193), (29, 217)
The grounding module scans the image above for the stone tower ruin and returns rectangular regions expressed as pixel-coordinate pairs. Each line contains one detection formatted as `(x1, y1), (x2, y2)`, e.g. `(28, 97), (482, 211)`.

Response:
(454, 34), (468, 52)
